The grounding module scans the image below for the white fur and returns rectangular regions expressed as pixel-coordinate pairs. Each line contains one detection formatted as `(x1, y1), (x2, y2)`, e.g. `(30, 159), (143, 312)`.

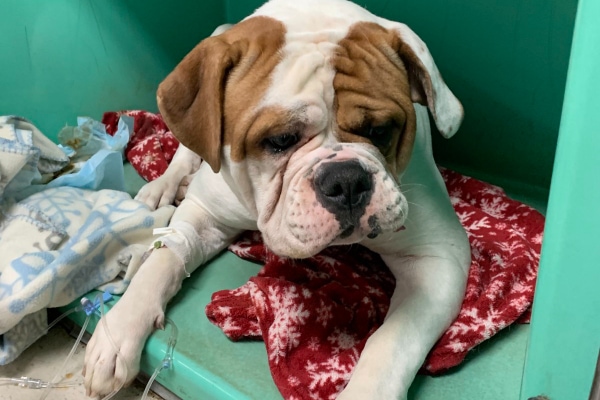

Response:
(83, 2), (470, 399)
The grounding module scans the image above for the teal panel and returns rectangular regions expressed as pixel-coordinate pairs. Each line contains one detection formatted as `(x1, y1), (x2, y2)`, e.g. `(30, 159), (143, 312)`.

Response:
(225, 0), (263, 22)
(0, 0), (224, 143)
(521, 0), (600, 398)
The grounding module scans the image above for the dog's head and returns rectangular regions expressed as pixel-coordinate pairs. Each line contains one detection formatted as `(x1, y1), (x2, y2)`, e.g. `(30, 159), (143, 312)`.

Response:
(157, 0), (463, 258)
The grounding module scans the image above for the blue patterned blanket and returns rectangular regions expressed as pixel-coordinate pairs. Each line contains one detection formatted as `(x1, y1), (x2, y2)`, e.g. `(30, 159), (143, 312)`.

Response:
(0, 117), (174, 364)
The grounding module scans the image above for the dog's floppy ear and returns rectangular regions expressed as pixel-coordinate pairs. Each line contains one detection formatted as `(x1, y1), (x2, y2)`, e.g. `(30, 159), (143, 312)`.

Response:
(157, 37), (240, 173)
(390, 23), (463, 138)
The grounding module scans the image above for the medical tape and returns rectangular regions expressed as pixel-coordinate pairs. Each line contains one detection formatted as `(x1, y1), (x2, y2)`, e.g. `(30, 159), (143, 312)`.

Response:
(150, 221), (206, 278)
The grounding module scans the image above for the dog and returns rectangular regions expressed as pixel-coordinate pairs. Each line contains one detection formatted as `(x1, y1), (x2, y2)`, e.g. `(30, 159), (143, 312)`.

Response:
(82, 0), (471, 398)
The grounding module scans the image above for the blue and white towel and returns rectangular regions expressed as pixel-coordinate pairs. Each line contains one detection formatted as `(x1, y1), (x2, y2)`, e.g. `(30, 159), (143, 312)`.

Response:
(0, 117), (174, 364)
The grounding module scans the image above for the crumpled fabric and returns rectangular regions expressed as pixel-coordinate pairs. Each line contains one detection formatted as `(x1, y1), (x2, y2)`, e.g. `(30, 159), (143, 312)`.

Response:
(0, 187), (174, 365)
(0, 116), (132, 202)
(57, 116), (131, 161)
(102, 111), (179, 182)
(0, 116), (69, 199)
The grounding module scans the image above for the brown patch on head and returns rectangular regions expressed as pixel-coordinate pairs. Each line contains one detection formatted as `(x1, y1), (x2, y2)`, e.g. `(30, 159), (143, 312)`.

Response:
(156, 17), (286, 172)
(333, 22), (424, 175)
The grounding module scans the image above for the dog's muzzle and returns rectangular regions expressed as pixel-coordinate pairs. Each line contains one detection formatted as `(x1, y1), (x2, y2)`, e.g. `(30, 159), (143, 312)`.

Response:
(313, 160), (374, 238)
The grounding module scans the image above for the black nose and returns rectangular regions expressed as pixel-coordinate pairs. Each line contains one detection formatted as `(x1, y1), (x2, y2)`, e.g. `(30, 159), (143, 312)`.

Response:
(314, 160), (373, 212)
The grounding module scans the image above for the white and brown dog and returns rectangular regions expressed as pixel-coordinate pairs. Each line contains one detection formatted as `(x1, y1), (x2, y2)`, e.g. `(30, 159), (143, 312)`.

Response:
(83, 0), (470, 398)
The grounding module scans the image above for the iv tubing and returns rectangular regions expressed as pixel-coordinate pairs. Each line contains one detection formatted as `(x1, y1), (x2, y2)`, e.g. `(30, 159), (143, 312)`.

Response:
(5, 291), (178, 400)
(97, 292), (127, 400)
(140, 317), (178, 400)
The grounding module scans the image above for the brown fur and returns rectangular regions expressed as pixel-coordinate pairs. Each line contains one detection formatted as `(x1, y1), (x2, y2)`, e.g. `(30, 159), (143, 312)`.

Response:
(157, 16), (286, 172)
(333, 22), (447, 176)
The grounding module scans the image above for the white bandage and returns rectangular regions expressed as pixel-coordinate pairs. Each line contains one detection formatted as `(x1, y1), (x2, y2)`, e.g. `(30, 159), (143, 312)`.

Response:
(151, 221), (206, 277)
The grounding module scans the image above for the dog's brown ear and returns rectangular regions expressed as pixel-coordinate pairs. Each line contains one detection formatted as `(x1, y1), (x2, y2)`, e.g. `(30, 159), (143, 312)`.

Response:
(157, 37), (240, 173)
(389, 23), (464, 138)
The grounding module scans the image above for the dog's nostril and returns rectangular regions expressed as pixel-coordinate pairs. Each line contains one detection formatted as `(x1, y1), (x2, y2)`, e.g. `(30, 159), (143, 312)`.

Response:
(354, 179), (372, 197)
(323, 182), (344, 198)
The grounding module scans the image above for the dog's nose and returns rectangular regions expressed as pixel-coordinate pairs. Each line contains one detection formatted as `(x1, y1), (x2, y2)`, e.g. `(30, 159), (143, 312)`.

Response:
(314, 160), (373, 211)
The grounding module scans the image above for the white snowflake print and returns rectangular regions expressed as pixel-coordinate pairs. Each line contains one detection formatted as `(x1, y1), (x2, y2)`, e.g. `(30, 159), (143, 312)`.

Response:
(268, 286), (310, 364)
(306, 350), (359, 399)
(461, 215), (492, 238)
(455, 210), (476, 224)
(221, 317), (243, 334)
(367, 286), (384, 297)
(215, 306), (231, 316)
(327, 328), (358, 353)
(481, 185), (504, 196)
(313, 255), (340, 269)
(140, 153), (157, 170)
(288, 376), (301, 387)
(316, 300), (333, 327)
(228, 242), (256, 260)
(308, 336), (320, 351)
(490, 252), (507, 268)
(531, 232), (544, 245)
(495, 222), (507, 230)
(444, 338), (469, 352)
(497, 240), (525, 257)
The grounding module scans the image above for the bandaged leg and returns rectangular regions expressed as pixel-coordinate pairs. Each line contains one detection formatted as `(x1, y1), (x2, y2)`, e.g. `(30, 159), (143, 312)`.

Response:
(84, 175), (243, 397)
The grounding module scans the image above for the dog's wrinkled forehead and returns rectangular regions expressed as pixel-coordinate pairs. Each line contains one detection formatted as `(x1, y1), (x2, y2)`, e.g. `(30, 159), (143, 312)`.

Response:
(247, 3), (419, 173)
(157, 0), (463, 174)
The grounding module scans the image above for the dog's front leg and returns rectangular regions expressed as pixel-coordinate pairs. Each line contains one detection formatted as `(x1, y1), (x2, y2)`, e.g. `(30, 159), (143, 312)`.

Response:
(338, 251), (468, 400)
(82, 247), (186, 398)
(83, 194), (243, 398)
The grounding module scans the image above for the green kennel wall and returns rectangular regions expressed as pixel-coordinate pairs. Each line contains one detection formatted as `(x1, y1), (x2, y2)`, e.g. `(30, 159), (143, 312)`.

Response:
(2, 0), (599, 399)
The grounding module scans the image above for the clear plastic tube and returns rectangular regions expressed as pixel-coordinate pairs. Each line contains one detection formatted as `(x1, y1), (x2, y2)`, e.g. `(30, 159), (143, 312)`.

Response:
(38, 309), (92, 400)
(0, 377), (78, 389)
(97, 292), (127, 400)
(6, 291), (178, 399)
(140, 317), (178, 400)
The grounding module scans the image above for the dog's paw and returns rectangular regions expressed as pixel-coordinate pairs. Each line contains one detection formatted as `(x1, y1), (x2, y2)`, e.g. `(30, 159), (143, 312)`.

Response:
(135, 173), (193, 210)
(83, 299), (161, 398)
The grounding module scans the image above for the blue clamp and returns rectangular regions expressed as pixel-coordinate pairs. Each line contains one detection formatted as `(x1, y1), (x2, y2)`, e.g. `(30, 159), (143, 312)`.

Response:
(81, 291), (113, 316)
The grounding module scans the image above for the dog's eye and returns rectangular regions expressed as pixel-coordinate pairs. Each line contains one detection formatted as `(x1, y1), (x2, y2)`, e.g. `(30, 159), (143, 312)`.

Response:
(367, 123), (395, 148)
(264, 133), (300, 153)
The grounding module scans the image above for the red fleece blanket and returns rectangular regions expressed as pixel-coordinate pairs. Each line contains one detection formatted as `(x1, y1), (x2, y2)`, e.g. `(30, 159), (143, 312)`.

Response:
(103, 110), (179, 181)
(105, 111), (545, 400)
